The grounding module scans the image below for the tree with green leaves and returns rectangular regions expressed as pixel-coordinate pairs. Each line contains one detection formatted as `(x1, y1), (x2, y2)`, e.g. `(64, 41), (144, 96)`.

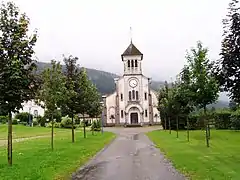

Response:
(178, 66), (195, 141)
(62, 55), (79, 143)
(214, 0), (240, 107)
(0, 1), (37, 165)
(87, 83), (101, 135)
(75, 68), (93, 138)
(36, 60), (66, 150)
(186, 41), (219, 147)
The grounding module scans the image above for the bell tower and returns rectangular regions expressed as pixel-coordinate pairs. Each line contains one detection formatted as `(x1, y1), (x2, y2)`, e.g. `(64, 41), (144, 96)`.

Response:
(121, 41), (143, 75)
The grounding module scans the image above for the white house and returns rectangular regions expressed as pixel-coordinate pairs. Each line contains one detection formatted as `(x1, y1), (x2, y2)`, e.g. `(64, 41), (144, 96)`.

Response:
(18, 100), (45, 117)
(102, 41), (161, 126)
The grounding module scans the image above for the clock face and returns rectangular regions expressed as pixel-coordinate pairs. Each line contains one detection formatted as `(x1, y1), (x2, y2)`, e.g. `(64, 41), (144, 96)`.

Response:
(129, 79), (138, 88)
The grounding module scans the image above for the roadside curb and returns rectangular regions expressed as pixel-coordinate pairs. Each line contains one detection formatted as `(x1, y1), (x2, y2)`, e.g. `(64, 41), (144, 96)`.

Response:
(71, 133), (117, 178)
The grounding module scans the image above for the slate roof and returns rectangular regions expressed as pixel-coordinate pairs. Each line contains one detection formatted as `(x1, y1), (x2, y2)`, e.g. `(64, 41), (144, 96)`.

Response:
(121, 42), (143, 56)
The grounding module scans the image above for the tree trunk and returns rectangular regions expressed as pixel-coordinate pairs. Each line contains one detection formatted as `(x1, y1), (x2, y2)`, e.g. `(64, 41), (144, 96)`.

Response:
(176, 116), (179, 138)
(204, 106), (209, 147)
(164, 115), (167, 131)
(8, 111), (12, 166)
(51, 113), (54, 151)
(91, 118), (94, 135)
(168, 117), (171, 134)
(83, 114), (86, 138)
(207, 123), (211, 139)
(71, 115), (75, 143)
(187, 116), (190, 142)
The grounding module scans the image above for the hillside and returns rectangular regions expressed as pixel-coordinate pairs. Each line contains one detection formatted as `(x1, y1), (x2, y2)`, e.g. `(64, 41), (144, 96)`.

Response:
(36, 62), (165, 95)
(36, 62), (228, 108)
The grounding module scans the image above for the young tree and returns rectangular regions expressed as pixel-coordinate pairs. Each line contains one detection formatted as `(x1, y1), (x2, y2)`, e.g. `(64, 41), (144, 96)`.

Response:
(62, 55), (79, 143)
(186, 41), (219, 147)
(178, 66), (195, 141)
(215, 0), (240, 106)
(87, 83), (101, 135)
(0, 2), (37, 165)
(75, 68), (92, 138)
(36, 60), (66, 150)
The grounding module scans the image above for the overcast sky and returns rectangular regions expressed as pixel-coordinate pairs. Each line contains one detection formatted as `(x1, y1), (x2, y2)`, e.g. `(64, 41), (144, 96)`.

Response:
(12, 0), (229, 83)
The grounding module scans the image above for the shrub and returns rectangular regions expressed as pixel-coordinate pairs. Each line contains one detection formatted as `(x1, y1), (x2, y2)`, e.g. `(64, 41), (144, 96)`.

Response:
(12, 119), (19, 125)
(15, 112), (32, 123)
(32, 118), (38, 126)
(44, 109), (62, 123)
(230, 110), (240, 130)
(91, 119), (101, 131)
(215, 109), (231, 129)
(0, 116), (8, 124)
(36, 116), (46, 127)
(61, 116), (76, 129)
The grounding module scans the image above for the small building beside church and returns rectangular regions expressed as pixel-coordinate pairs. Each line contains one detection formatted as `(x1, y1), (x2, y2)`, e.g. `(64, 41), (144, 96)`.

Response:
(102, 41), (161, 126)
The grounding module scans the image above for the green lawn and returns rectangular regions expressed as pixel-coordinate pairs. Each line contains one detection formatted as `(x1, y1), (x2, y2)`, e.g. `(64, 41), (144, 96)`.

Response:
(147, 130), (240, 180)
(0, 126), (115, 180)
(0, 125), (71, 140)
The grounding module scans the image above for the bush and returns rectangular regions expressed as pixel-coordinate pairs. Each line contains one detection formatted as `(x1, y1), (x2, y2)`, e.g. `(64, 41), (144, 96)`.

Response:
(91, 119), (101, 131)
(36, 116), (46, 127)
(44, 109), (62, 123)
(61, 116), (76, 129)
(230, 110), (240, 130)
(0, 116), (8, 124)
(215, 109), (231, 129)
(15, 112), (32, 123)
(32, 118), (38, 126)
(12, 119), (19, 125)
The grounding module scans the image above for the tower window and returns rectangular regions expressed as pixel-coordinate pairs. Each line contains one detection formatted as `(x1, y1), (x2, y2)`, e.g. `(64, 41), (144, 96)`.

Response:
(144, 92), (147, 100)
(127, 60), (130, 67)
(131, 60), (134, 67)
(132, 90), (135, 99)
(136, 91), (139, 100)
(120, 93), (123, 101)
(129, 91), (132, 100)
(135, 60), (138, 67)
(145, 110), (148, 117)
(121, 110), (124, 118)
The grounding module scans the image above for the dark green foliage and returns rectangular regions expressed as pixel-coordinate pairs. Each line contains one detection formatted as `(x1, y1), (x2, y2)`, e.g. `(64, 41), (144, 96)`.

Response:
(60, 116), (77, 129)
(214, 0), (240, 104)
(12, 119), (18, 125)
(229, 100), (238, 111)
(36, 116), (46, 127)
(15, 112), (32, 123)
(91, 120), (101, 131)
(32, 119), (38, 126)
(230, 110), (240, 130)
(215, 109), (232, 129)
(0, 2), (38, 113)
(0, 116), (8, 124)
(44, 109), (62, 122)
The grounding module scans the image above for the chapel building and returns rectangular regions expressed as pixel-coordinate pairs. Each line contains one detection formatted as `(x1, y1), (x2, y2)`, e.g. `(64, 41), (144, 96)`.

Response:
(102, 41), (161, 126)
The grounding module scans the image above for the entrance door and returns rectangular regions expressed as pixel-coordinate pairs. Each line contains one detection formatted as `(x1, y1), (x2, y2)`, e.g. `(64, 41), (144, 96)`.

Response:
(130, 113), (138, 124)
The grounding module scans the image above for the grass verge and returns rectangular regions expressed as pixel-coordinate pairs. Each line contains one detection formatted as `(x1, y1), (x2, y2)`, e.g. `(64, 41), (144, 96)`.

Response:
(0, 130), (115, 180)
(147, 130), (240, 180)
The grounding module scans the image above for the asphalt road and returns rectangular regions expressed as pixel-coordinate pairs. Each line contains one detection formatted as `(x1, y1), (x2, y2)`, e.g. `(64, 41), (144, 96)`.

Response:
(72, 127), (186, 180)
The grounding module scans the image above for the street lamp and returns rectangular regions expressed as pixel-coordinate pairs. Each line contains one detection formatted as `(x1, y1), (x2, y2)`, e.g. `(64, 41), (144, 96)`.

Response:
(100, 101), (104, 134)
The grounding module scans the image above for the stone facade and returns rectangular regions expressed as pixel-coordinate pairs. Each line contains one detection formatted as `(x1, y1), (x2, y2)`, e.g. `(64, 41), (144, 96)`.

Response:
(103, 42), (161, 126)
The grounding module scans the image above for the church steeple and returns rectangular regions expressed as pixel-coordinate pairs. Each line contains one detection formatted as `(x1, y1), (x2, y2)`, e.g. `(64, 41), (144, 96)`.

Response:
(121, 42), (143, 61)
(121, 41), (143, 75)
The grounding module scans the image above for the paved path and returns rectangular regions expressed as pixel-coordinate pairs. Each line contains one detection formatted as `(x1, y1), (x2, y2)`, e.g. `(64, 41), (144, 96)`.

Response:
(72, 127), (186, 180)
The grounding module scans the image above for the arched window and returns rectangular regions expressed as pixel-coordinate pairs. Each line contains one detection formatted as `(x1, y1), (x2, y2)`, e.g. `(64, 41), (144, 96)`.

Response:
(132, 90), (135, 99)
(129, 91), (132, 100)
(135, 60), (138, 67)
(131, 60), (134, 67)
(136, 91), (139, 100)
(127, 60), (130, 67)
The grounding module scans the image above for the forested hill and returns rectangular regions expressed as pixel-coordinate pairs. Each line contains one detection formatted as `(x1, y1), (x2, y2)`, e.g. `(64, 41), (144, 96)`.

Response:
(36, 62), (165, 95)
(36, 62), (229, 108)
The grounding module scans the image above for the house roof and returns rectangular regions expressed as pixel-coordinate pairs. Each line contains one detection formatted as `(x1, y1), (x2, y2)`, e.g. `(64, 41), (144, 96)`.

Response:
(121, 42), (143, 56)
